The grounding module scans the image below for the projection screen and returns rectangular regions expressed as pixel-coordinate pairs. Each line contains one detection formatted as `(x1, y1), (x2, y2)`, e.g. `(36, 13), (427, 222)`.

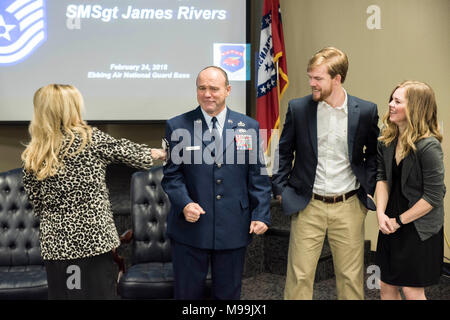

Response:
(0, 0), (250, 122)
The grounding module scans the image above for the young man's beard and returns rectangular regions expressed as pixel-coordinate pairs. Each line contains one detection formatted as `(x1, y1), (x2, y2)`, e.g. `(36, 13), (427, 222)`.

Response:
(312, 85), (333, 102)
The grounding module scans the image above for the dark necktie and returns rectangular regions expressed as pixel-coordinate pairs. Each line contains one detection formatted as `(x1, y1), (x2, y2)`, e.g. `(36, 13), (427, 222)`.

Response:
(211, 117), (221, 161)
(211, 117), (219, 139)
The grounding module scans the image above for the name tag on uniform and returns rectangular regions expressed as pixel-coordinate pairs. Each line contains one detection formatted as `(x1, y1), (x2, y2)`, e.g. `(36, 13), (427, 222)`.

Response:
(235, 134), (252, 150)
(186, 146), (201, 151)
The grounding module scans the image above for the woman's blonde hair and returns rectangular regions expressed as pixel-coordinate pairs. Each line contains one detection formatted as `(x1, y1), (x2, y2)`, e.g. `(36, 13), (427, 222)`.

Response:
(379, 80), (442, 156)
(22, 84), (92, 180)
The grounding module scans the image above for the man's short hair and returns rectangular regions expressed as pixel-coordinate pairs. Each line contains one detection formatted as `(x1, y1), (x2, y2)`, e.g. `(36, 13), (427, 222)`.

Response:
(307, 47), (349, 83)
(197, 66), (230, 87)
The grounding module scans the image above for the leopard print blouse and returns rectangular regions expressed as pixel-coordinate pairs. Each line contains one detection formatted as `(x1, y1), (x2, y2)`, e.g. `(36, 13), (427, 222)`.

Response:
(23, 127), (154, 260)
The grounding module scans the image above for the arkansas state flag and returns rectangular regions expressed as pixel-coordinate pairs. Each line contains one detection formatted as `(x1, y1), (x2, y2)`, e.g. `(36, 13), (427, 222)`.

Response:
(256, 0), (288, 151)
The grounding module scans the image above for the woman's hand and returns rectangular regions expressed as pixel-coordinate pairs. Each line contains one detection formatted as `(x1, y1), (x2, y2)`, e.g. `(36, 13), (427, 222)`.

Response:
(377, 212), (395, 234)
(151, 148), (166, 160)
(388, 217), (401, 232)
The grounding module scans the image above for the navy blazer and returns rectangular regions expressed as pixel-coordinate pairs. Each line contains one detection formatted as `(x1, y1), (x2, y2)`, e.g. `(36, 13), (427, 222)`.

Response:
(162, 106), (271, 250)
(272, 94), (379, 215)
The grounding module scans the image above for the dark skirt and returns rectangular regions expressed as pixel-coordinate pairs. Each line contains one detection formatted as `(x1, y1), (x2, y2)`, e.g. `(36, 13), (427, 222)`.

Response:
(376, 225), (443, 287)
(44, 251), (118, 300)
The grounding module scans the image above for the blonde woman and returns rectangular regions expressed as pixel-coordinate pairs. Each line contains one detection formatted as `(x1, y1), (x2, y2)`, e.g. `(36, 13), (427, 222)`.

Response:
(22, 84), (166, 299)
(375, 81), (445, 300)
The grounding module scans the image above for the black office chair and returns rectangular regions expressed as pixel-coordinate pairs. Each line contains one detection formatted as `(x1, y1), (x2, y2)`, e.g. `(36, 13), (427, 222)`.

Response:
(117, 166), (211, 299)
(0, 168), (48, 299)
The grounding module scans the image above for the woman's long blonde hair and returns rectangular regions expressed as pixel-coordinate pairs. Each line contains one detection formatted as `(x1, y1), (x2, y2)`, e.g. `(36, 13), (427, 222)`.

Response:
(22, 84), (92, 180)
(379, 80), (442, 156)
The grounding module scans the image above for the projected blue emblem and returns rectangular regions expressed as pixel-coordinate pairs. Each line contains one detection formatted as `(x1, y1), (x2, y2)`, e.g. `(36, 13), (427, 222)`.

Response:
(0, 0), (47, 66)
(220, 45), (244, 73)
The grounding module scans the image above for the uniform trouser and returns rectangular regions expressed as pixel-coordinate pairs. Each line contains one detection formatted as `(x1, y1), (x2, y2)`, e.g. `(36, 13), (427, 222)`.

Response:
(171, 240), (246, 300)
(284, 195), (367, 300)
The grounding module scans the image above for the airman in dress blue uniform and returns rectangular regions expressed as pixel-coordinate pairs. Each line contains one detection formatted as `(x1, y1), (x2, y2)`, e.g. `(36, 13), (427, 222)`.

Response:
(162, 66), (271, 299)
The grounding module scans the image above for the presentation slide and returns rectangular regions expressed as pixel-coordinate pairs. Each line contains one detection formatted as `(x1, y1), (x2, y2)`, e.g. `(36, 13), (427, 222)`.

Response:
(0, 0), (249, 121)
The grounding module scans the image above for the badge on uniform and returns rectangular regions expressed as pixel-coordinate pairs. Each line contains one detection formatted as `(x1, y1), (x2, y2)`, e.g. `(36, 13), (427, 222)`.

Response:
(235, 134), (252, 150)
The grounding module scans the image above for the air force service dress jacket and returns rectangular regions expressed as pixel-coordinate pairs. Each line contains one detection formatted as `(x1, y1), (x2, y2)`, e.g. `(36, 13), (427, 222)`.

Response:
(162, 106), (271, 250)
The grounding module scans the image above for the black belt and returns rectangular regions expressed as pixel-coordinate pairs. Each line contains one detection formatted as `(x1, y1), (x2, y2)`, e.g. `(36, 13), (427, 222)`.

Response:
(313, 189), (358, 204)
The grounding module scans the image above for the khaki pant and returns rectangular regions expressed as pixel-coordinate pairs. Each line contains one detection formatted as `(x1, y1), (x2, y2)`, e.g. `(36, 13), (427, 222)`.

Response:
(284, 195), (367, 300)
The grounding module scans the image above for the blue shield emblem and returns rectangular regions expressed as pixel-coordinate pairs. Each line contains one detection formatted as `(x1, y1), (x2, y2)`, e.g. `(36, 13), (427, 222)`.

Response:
(220, 45), (244, 73)
(0, 0), (47, 66)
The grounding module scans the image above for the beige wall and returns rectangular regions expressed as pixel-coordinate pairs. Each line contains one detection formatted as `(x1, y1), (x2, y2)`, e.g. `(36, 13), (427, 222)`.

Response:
(0, 124), (166, 171)
(0, 0), (449, 259)
(278, 0), (450, 259)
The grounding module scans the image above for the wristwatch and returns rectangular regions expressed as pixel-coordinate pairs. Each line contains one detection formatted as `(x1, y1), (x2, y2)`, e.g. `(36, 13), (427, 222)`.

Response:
(395, 215), (404, 227)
